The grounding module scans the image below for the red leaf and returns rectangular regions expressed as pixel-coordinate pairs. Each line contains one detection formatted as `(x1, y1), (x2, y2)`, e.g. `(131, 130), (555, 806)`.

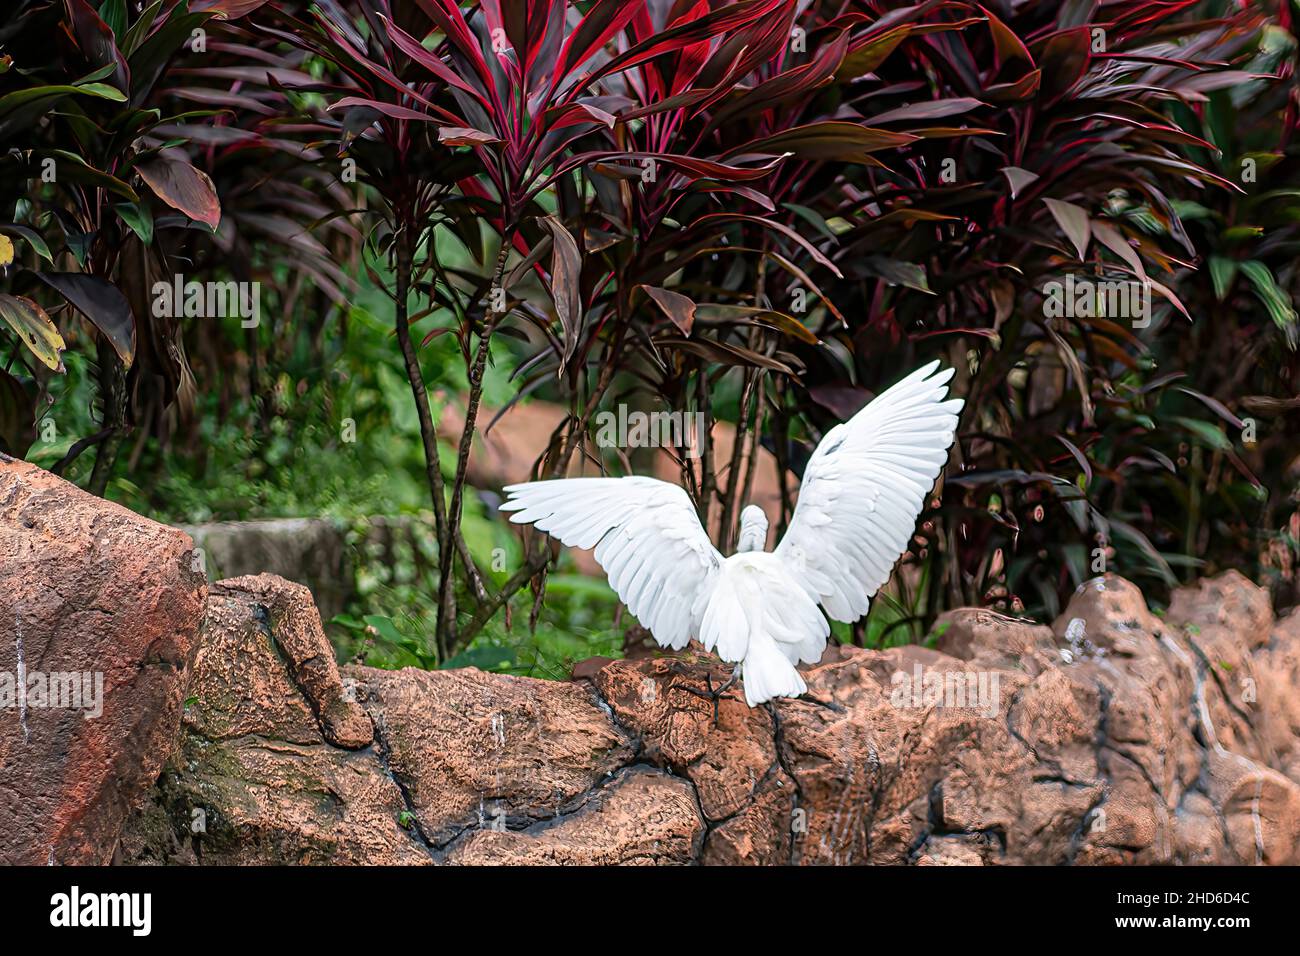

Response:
(330, 96), (442, 124)
(557, 0), (647, 78)
(864, 97), (985, 126)
(642, 285), (697, 335)
(743, 121), (918, 161)
(379, 15), (489, 105)
(1038, 28), (1090, 104)
(137, 156), (221, 230)
(538, 216), (583, 371)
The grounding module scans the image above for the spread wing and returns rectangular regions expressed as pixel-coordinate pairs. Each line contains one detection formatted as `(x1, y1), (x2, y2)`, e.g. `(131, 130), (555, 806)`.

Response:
(775, 360), (962, 622)
(500, 476), (722, 650)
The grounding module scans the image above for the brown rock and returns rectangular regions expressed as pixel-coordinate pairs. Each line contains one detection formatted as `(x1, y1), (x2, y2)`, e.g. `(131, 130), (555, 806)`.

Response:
(96, 556), (1300, 867)
(350, 664), (636, 844)
(119, 574), (424, 865)
(1256, 609), (1300, 784)
(0, 457), (206, 865)
(446, 767), (702, 865)
(214, 575), (372, 749)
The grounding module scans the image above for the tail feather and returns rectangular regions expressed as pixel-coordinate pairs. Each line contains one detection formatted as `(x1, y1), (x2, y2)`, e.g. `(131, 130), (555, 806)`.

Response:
(742, 632), (807, 706)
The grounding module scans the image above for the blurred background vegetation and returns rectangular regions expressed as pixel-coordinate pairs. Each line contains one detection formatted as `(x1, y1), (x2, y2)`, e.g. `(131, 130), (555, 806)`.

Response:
(4, 0), (1300, 678)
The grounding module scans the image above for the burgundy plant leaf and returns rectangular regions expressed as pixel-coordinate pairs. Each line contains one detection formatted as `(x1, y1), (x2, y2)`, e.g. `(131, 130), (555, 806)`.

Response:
(33, 272), (135, 367)
(538, 215), (583, 370)
(556, 0), (647, 79)
(136, 155), (221, 230)
(379, 15), (490, 104)
(642, 285), (697, 336)
(864, 97), (985, 125)
(1038, 28), (1090, 104)
(65, 0), (130, 93)
(330, 97), (442, 124)
(1042, 198), (1091, 260)
(439, 126), (505, 146)
(742, 122), (918, 161)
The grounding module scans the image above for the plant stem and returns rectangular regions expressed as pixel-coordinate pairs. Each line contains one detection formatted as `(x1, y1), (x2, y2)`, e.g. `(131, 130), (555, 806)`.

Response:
(392, 221), (455, 659)
(87, 340), (126, 497)
(437, 237), (511, 654)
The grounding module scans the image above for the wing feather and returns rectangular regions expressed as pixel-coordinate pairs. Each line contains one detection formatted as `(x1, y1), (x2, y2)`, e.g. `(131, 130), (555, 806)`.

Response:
(775, 361), (962, 622)
(501, 476), (722, 649)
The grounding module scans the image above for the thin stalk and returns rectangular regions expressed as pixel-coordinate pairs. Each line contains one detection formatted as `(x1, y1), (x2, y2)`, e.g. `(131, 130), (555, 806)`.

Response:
(438, 237), (512, 652)
(391, 222), (454, 659)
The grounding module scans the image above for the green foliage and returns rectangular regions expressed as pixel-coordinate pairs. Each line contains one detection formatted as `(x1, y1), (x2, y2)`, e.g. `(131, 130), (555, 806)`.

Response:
(8, 0), (1300, 680)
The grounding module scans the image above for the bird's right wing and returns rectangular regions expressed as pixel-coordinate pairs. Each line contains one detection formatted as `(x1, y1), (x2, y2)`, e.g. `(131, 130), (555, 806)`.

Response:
(500, 476), (723, 650)
(774, 360), (962, 622)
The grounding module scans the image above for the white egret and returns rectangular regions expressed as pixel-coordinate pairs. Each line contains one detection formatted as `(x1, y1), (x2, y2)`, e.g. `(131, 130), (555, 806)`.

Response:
(500, 361), (963, 707)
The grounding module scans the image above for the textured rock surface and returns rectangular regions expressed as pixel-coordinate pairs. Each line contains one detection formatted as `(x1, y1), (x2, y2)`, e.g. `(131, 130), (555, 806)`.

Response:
(119, 573), (692, 865)
(0, 456), (206, 864)
(9, 455), (1292, 866)
(118, 565), (1300, 864)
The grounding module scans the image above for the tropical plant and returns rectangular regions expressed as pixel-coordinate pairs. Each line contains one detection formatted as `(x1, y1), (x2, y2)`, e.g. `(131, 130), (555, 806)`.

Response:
(7, 0), (1300, 671)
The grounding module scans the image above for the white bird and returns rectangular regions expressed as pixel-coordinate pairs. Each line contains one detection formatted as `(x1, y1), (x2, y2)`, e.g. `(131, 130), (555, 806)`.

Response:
(499, 361), (963, 707)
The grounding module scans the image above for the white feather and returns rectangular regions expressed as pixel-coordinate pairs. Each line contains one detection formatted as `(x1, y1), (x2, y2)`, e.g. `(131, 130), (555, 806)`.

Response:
(499, 363), (962, 706)
(775, 360), (963, 622)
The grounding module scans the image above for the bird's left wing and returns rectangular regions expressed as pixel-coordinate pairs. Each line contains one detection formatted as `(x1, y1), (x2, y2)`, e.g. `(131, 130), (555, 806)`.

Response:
(774, 360), (962, 622)
(500, 476), (723, 650)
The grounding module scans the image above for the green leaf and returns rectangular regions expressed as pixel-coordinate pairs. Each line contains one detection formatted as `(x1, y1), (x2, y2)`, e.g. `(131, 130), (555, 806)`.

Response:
(442, 644), (517, 672)
(74, 81), (127, 101)
(1208, 255), (1236, 301)
(0, 294), (65, 371)
(115, 201), (154, 244)
(41, 150), (139, 201)
(120, 1), (164, 56)
(1239, 259), (1298, 347)
(99, 0), (128, 39)
(1172, 416), (1232, 452)
(0, 84), (125, 114)
(0, 225), (51, 264)
(362, 614), (405, 646)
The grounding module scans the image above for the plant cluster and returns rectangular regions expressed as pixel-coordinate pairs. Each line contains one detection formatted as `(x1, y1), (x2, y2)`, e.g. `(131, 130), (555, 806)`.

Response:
(3, 0), (1298, 665)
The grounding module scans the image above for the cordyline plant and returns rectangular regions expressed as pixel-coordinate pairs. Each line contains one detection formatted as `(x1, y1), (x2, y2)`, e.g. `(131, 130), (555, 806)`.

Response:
(254, 0), (810, 656)
(665, 0), (1287, 628)
(7, 0), (1299, 664)
(0, 0), (327, 490)
(204, 0), (1296, 651)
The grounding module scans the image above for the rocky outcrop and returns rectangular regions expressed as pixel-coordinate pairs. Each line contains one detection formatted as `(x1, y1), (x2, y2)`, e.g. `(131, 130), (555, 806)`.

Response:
(0, 455), (206, 864)
(119, 573), (699, 865)
(117, 567), (1300, 865)
(6, 459), (1300, 865)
